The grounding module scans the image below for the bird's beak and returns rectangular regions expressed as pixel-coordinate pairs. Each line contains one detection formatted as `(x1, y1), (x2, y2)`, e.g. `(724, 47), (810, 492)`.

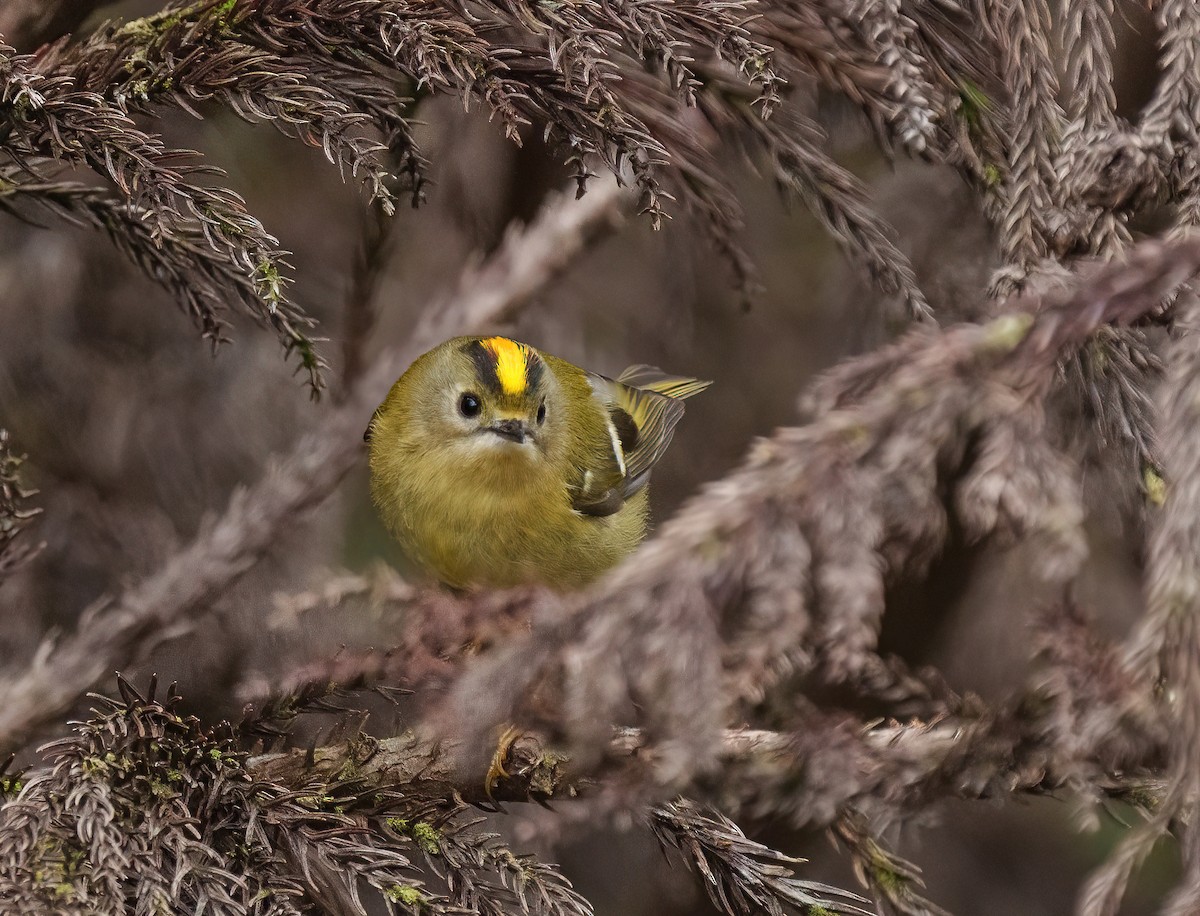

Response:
(487, 418), (530, 444)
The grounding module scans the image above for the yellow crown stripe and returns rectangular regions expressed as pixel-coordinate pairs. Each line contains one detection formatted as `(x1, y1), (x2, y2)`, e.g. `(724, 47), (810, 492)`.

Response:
(482, 337), (529, 395)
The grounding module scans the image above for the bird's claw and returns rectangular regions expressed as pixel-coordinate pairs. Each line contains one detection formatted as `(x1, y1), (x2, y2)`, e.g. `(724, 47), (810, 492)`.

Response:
(484, 724), (522, 800)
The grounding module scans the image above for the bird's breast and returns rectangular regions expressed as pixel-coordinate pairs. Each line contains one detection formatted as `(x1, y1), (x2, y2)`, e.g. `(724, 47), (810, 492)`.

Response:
(394, 451), (645, 589)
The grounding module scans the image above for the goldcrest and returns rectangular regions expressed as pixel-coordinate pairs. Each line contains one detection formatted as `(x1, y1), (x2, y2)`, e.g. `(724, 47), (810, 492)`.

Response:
(366, 336), (709, 589)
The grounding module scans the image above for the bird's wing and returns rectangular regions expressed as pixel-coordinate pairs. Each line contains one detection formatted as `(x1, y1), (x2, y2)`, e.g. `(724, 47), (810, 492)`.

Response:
(570, 367), (710, 516)
(568, 375), (641, 517)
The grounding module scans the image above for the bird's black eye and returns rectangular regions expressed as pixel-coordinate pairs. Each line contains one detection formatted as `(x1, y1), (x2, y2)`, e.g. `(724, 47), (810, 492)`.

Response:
(459, 393), (481, 418)
(536, 401), (547, 425)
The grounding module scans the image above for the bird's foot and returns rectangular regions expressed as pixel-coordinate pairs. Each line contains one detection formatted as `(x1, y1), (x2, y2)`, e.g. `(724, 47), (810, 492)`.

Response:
(484, 724), (522, 800)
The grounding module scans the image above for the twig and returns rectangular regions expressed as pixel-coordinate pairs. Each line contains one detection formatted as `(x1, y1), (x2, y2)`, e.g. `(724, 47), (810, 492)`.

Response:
(244, 707), (1165, 816)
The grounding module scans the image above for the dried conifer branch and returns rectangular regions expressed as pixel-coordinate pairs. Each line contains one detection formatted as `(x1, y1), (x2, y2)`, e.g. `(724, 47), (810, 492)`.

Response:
(406, 797), (592, 916)
(6, 681), (888, 916)
(34, 0), (954, 322)
(8, 0), (1180, 356)
(238, 549), (917, 755)
(733, 0), (1008, 219)
(242, 709), (1142, 817)
(992, 0), (1062, 274)
(239, 573), (536, 741)
(1052, 0), (1128, 260)
(66, 1), (674, 223)
(753, 2), (898, 133)
(465, 0), (782, 114)
(0, 181), (628, 757)
(851, 0), (936, 154)
(713, 95), (932, 321)
(752, 0), (950, 157)
(58, 13), (424, 214)
(0, 594), (1170, 916)
(651, 800), (874, 916)
(601, 62), (934, 325)
(1141, 0), (1200, 234)
(3, 0), (981, 346)
(736, 0), (1147, 295)
(1062, 0), (1116, 130)
(0, 44), (299, 303)
(0, 170), (286, 346)
(0, 43), (325, 387)
(833, 813), (950, 916)
(1138, 0), (1200, 149)
(0, 679), (586, 916)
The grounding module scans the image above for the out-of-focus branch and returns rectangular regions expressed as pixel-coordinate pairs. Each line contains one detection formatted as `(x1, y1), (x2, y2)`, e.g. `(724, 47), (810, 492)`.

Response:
(0, 180), (627, 756)
(242, 596), (1161, 829)
(0, 0), (115, 53)
(243, 597), (1165, 834)
(1080, 285), (1200, 916)
(238, 573), (538, 739)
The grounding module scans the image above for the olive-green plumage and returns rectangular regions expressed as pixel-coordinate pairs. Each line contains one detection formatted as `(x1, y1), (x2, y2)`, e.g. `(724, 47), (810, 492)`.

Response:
(367, 336), (709, 589)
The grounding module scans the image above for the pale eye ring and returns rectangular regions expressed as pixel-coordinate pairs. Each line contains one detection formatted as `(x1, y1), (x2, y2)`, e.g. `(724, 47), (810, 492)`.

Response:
(459, 393), (481, 418)
(536, 401), (547, 425)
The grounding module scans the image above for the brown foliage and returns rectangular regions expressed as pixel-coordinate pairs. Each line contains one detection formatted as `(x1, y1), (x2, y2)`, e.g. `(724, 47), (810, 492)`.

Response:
(4, 1), (1200, 915)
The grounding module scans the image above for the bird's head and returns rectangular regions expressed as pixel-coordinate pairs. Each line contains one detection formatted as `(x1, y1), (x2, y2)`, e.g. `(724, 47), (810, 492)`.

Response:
(370, 336), (562, 471)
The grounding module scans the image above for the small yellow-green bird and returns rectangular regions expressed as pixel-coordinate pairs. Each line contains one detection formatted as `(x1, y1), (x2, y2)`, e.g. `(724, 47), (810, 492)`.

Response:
(366, 336), (710, 590)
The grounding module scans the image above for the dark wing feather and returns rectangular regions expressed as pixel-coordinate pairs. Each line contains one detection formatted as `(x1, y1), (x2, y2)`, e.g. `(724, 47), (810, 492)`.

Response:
(574, 485), (627, 517)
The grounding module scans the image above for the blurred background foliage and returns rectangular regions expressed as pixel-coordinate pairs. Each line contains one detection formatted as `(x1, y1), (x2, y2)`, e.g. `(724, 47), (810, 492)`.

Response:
(0, 0), (1181, 912)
